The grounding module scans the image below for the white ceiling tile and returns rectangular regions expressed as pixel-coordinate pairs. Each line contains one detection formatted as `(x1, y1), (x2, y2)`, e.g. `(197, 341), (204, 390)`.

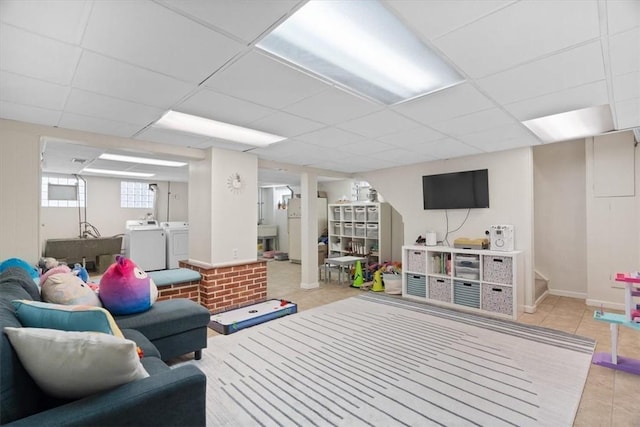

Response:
(608, 27), (640, 76)
(204, 51), (330, 109)
(283, 87), (382, 125)
(0, 0), (91, 44)
(73, 51), (195, 108)
(0, 101), (61, 126)
(415, 138), (482, 159)
(82, 0), (244, 83)
(339, 139), (396, 155)
(377, 126), (446, 147)
(192, 138), (255, 152)
(0, 71), (70, 110)
(504, 80), (609, 121)
(296, 127), (367, 148)
(606, 0), (640, 35)
(393, 83), (494, 124)
(135, 127), (210, 147)
(458, 123), (541, 151)
(433, 0), (600, 78)
(0, 24), (81, 85)
(65, 89), (163, 126)
(177, 89), (276, 125)
(476, 41), (605, 105)
(429, 108), (517, 137)
(249, 140), (303, 161)
(58, 113), (142, 138)
(614, 98), (640, 130)
(612, 72), (640, 103)
(158, 0), (300, 43)
(387, 0), (514, 40)
(363, 148), (436, 165)
(249, 112), (324, 137)
(336, 110), (421, 138)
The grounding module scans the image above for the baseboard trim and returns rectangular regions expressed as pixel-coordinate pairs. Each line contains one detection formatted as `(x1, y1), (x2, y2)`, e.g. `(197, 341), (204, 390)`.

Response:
(585, 298), (625, 311)
(548, 289), (587, 299)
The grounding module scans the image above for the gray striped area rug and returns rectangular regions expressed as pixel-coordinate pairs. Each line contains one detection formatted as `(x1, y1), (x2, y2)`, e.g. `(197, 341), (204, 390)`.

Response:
(179, 293), (595, 427)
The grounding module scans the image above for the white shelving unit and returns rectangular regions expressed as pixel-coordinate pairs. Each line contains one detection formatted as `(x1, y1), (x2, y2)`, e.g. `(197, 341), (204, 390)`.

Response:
(402, 245), (521, 320)
(328, 202), (391, 264)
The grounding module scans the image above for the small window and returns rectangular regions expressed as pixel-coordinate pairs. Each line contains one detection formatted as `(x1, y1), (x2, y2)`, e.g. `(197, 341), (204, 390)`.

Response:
(41, 176), (85, 207)
(121, 181), (154, 209)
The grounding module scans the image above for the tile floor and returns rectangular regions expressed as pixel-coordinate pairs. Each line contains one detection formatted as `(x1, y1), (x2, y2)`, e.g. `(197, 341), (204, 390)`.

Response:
(208, 260), (640, 426)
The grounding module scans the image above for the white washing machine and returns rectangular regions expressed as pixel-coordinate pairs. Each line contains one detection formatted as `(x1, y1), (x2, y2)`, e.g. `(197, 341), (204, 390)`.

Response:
(124, 220), (166, 271)
(161, 221), (189, 269)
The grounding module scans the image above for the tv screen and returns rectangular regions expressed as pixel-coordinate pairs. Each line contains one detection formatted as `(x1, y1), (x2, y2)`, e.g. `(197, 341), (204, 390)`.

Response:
(422, 169), (489, 210)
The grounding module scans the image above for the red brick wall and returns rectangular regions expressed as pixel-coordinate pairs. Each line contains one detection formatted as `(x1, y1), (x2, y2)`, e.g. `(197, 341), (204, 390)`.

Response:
(156, 280), (200, 304)
(179, 260), (267, 314)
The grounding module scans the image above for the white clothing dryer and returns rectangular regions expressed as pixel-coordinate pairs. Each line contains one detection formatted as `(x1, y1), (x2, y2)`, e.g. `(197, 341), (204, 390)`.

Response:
(161, 221), (189, 269)
(124, 220), (166, 271)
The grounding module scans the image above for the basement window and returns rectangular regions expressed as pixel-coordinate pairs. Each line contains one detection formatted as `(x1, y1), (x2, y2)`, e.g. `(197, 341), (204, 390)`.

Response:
(120, 181), (154, 209)
(41, 176), (85, 207)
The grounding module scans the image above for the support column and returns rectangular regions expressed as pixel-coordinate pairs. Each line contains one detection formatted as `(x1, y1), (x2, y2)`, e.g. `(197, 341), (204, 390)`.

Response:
(300, 172), (319, 289)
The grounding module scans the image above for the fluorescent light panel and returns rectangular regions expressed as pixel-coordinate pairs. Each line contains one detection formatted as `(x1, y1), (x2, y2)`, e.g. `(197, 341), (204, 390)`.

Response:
(257, 0), (463, 105)
(522, 105), (614, 143)
(82, 168), (155, 178)
(99, 153), (187, 167)
(153, 110), (286, 147)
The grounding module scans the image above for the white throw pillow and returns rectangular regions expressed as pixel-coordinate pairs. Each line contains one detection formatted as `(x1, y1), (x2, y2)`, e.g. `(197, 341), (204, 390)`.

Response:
(4, 327), (149, 399)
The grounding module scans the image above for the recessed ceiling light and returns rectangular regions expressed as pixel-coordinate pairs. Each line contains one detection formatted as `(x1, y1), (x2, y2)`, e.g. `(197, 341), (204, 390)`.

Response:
(82, 168), (155, 178)
(257, 0), (463, 105)
(153, 110), (286, 147)
(99, 153), (187, 167)
(522, 105), (614, 143)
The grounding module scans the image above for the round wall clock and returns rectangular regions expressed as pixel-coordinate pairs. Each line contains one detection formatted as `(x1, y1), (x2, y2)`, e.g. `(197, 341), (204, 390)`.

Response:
(226, 172), (244, 194)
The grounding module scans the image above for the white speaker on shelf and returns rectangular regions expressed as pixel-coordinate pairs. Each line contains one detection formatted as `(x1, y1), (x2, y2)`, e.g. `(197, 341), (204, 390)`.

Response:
(490, 225), (514, 252)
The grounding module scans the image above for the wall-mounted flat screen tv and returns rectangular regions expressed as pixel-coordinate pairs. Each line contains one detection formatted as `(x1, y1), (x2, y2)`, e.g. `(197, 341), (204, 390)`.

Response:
(422, 169), (489, 210)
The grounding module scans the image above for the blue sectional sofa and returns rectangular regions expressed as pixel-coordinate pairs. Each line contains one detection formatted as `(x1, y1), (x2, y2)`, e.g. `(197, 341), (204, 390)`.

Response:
(0, 267), (209, 426)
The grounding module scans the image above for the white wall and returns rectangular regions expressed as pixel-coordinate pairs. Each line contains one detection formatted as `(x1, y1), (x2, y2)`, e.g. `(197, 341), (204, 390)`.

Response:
(533, 139), (587, 298)
(361, 147), (535, 310)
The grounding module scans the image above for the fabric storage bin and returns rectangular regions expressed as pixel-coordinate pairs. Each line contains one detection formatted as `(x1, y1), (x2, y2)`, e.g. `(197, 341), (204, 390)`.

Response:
(367, 207), (379, 221)
(483, 256), (513, 284)
(406, 250), (426, 273)
(355, 207), (366, 221)
(383, 273), (402, 294)
(355, 223), (365, 237)
(343, 223), (353, 236)
(332, 207), (341, 221)
(429, 277), (452, 302)
(481, 284), (513, 316)
(343, 207), (353, 221)
(366, 223), (378, 238)
(406, 274), (427, 298)
(454, 281), (480, 308)
(333, 223), (341, 235)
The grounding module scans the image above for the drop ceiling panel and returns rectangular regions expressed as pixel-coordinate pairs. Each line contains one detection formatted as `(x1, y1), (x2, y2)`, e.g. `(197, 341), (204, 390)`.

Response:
(295, 127), (367, 148)
(393, 83), (494, 125)
(65, 89), (163, 126)
(606, 0), (640, 35)
(177, 88), (276, 125)
(614, 98), (640, 130)
(608, 27), (640, 76)
(0, 101), (61, 126)
(135, 127), (211, 147)
(377, 126), (446, 147)
(0, 24), (81, 85)
(363, 147), (436, 165)
(193, 137), (256, 152)
(249, 111), (324, 137)
(158, 0), (300, 43)
(0, 0), (91, 44)
(428, 108), (517, 137)
(476, 41), (605, 105)
(283, 87), (382, 125)
(433, 0), (600, 78)
(204, 51), (330, 109)
(386, 0), (514, 41)
(504, 80), (609, 121)
(0, 71), (70, 110)
(58, 113), (142, 138)
(339, 139), (395, 155)
(612, 72), (640, 103)
(73, 52), (196, 108)
(82, 0), (244, 83)
(459, 123), (541, 151)
(336, 110), (421, 138)
(415, 138), (482, 159)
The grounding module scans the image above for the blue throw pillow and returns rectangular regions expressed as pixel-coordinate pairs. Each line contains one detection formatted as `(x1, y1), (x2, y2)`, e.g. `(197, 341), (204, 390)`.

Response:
(0, 258), (38, 279)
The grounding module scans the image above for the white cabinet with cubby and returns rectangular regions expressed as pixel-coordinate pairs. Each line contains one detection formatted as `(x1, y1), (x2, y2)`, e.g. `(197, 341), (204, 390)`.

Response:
(328, 203), (391, 264)
(402, 245), (521, 319)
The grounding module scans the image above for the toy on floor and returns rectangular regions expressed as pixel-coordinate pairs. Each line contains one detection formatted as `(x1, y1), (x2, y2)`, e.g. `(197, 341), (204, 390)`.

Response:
(40, 265), (102, 306)
(99, 256), (158, 315)
(38, 257), (65, 275)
